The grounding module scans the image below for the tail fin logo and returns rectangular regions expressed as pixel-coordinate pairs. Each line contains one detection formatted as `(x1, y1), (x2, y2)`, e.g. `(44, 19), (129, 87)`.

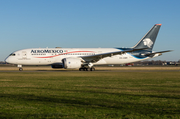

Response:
(143, 38), (153, 48)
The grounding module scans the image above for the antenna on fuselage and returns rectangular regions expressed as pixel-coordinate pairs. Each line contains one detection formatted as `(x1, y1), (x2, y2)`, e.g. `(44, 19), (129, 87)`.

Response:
(55, 47), (61, 48)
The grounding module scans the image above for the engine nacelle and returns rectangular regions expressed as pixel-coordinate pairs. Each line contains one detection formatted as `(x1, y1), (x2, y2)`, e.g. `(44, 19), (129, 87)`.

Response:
(62, 58), (82, 69)
(51, 63), (63, 68)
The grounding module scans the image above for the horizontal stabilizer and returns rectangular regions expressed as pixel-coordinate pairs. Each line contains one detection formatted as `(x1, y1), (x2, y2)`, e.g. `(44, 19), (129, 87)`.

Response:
(144, 50), (173, 56)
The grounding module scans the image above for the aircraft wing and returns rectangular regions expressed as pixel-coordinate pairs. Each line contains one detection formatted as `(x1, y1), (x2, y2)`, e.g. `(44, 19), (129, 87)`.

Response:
(81, 48), (147, 63)
(144, 50), (173, 56)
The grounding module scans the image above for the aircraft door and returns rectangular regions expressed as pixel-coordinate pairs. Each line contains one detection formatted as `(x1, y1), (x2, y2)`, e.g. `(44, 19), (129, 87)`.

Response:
(22, 51), (27, 59)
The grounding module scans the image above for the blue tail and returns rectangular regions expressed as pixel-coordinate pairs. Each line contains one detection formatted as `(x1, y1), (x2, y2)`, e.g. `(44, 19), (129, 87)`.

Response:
(133, 24), (161, 51)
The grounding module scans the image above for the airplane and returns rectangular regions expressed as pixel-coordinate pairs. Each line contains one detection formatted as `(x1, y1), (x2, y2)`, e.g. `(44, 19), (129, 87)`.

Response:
(5, 24), (172, 71)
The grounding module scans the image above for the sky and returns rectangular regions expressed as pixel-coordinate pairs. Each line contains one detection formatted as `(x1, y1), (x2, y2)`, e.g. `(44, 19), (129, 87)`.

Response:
(0, 0), (180, 61)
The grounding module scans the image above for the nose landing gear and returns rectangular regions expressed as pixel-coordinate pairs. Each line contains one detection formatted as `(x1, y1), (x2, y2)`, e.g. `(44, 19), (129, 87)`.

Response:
(19, 68), (23, 71)
(18, 65), (23, 71)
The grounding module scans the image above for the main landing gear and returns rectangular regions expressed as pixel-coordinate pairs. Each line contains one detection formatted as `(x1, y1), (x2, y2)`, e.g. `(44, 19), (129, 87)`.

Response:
(79, 67), (95, 71)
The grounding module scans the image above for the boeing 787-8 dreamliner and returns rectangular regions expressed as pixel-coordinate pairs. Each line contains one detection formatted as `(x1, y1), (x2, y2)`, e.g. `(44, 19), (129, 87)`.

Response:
(5, 24), (172, 71)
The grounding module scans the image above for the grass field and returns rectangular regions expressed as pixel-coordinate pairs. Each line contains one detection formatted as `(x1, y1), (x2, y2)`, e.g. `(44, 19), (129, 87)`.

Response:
(0, 67), (180, 118)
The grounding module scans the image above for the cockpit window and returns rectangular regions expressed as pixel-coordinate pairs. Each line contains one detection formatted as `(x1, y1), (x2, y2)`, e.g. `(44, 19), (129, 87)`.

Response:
(9, 53), (16, 56)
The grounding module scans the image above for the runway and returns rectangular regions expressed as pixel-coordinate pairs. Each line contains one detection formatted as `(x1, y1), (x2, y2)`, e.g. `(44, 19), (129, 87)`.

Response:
(0, 66), (180, 72)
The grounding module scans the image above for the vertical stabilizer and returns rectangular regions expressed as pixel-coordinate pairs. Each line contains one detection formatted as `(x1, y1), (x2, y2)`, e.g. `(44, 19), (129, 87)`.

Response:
(133, 24), (161, 51)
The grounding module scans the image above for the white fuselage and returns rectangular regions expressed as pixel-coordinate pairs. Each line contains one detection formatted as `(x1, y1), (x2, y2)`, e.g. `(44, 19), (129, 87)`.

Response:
(5, 48), (152, 66)
(5, 24), (170, 71)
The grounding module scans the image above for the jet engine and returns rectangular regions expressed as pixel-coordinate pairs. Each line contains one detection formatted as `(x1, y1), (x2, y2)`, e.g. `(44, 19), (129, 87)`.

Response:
(62, 58), (82, 69)
(51, 63), (63, 68)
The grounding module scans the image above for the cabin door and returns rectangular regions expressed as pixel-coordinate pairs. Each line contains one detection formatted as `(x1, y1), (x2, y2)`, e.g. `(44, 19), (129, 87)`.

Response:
(22, 51), (27, 59)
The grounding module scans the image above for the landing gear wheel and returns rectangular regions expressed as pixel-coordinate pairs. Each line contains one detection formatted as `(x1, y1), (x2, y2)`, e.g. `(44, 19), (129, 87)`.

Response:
(90, 67), (95, 71)
(19, 68), (23, 71)
(79, 68), (83, 71)
(79, 67), (95, 71)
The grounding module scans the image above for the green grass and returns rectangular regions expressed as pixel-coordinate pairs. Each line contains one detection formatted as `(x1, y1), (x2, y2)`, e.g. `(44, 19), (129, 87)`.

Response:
(0, 71), (180, 118)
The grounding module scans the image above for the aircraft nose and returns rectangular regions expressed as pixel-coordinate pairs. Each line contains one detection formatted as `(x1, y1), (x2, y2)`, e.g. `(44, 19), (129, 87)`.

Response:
(5, 57), (9, 63)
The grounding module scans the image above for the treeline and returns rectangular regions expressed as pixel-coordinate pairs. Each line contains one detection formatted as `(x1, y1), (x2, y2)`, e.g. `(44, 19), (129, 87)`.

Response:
(133, 60), (180, 66)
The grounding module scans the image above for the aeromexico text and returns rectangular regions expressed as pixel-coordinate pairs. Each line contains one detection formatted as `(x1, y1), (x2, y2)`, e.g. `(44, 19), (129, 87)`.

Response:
(31, 50), (66, 54)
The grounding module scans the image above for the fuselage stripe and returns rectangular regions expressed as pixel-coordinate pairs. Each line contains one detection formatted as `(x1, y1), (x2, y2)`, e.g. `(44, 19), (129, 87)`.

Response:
(34, 51), (95, 58)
